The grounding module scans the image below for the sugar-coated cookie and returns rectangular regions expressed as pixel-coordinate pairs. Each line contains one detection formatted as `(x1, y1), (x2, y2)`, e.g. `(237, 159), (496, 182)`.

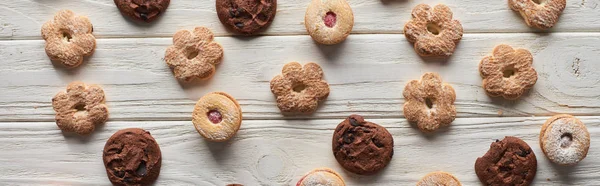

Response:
(404, 4), (463, 56)
(403, 72), (456, 132)
(417, 171), (461, 186)
(216, 0), (277, 34)
(475, 136), (537, 186)
(42, 10), (95, 68)
(52, 82), (108, 135)
(114, 0), (170, 22)
(509, 0), (566, 29)
(480, 45), (537, 100)
(103, 128), (162, 186)
(540, 114), (590, 166)
(296, 168), (345, 186)
(304, 0), (354, 45)
(270, 62), (330, 113)
(193, 92), (242, 142)
(332, 115), (393, 175)
(165, 27), (224, 81)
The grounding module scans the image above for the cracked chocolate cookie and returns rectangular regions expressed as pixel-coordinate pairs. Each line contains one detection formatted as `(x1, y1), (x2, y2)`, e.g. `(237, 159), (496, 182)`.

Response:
(114, 0), (170, 23)
(475, 136), (537, 186)
(332, 115), (394, 175)
(216, 0), (277, 34)
(103, 128), (162, 186)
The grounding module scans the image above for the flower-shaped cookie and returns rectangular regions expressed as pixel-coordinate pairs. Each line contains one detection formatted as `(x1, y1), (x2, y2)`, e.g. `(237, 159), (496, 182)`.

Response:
(165, 27), (224, 81)
(41, 10), (96, 68)
(403, 73), (456, 132)
(404, 4), (463, 57)
(270, 62), (330, 113)
(52, 82), (109, 135)
(509, 0), (566, 29)
(479, 45), (537, 100)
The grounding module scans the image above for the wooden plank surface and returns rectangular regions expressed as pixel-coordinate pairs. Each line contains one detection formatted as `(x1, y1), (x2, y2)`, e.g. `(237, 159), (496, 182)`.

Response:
(1, 0), (599, 39)
(0, 117), (599, 185)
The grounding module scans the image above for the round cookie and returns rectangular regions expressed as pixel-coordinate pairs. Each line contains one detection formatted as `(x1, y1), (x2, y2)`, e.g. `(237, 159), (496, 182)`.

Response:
(540, 114), (590, 166)
(332, 115), (394, 175)
(475, 136), (537, 186)
(192, 92), (242, 142)
(216, 0), (277, 34)
(114, 0), (170, 22)
(417, 171), (461, 186)
(103, 128), (162, 186)
(296, 167), (345, 186)
(304, 0), (354, 45)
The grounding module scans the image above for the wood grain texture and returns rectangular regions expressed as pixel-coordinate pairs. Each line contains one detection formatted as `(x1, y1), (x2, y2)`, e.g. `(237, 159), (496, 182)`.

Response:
(1, 0), (599, 39)
(1, 33), (600, 121)
(0, 117), (598, 185)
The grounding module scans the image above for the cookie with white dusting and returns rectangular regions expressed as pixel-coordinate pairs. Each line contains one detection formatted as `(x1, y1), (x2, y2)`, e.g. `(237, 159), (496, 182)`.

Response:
(417, 171), (461, 186)
(540, 114), (590, 166)
(296, 167), (345, 186)
(192, 92), (242, 142)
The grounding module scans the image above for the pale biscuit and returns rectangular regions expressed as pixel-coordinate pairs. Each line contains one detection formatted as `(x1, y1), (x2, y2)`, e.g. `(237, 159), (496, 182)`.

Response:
(165, 27), (224, 81)
(509, 0), (566, 29)
(192, 92), (242, 142)
(270, 62), (330, 113)
(479, 45), (537, 100)
(304, 0), (354, 45)
(540, 114), (590, 166)
(52, 82), (108, 135)
(296, 168), (345, 186)
(417, 171), (461, 186)
(41, 10), (96, 68)
(403, 72), (456, 132)
(404, 4), (463, 57)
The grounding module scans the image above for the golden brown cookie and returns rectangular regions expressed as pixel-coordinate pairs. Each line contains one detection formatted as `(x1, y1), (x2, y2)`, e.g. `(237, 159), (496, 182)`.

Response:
(509, 0), (566, 29)
(41, 10), (96, 68)
(540, 114), (590, 166)
(304, 0), (354, 45)
(416, 171), (461, 186)
(270, 62), (330, 113)
(296, 168), (345, 186)
(479, 45), (537, 100)
(192, 92), (242, 142)
(404, 4), (463, 57)
(403, 72), (456, 132)
(52, 82), (108, 135)
(165, 27), (224, 81)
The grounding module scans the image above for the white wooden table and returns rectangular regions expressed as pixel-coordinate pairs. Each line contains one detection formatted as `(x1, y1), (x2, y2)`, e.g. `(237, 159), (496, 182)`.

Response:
(1, 0), (600, 185)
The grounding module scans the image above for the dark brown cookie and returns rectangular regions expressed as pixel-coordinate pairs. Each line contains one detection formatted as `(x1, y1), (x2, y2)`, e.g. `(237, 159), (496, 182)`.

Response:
(216, 0), (277, 34)
(332, 115), (394, 175)
(474, 136), (537, 186)
(103, 128), (162, 186)
(114, 0), (170, 23)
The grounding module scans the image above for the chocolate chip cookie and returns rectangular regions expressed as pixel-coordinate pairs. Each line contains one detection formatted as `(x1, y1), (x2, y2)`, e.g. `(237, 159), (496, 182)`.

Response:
(114, 0), (170, 22)
(216, 0), (277, 34)
(103, 128), (162, 186)
(332, 115), (394, 175)
(475, 136), (537, 186)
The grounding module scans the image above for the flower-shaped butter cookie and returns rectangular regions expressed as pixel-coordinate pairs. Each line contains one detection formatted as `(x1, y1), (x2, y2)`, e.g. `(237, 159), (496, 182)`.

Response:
(509, 0), (566, 29)
(165, 27), (224, 81)
(270, 62), (329, 113)
(479, 45), (537, 100)
(403, 73), (456, 132)
(52, 82), (109, 135)
(42, 10), (96, 68)
(404, 4), (463, 57)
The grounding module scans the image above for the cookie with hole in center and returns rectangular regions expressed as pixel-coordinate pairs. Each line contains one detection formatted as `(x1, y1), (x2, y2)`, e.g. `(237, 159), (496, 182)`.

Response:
(404, 4), (463, 56)
(296, 167), (346, 186)
(403, 72), (456, 132)
(509, 0), (566, 29)
(417, 171), (461, 186)
(103, 128), (162, 186)
(216, 0), (277, 34)
(52, 81), (108, 135)
(114, 0), (170, 23)
(332, 115), (394, 175)
(270, 62), (330, 114)
(540, 114), (590, 166)
(475, 136), (537, 186)
(479, 45), (537, 100)
(304, 0), (354, 45)
(193, 92), (242, 142)
(42, 10), (95, 68)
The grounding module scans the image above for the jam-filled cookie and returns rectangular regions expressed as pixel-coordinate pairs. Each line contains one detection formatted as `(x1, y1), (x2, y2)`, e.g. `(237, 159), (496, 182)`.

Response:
(192, 92), (242, 142)
(296, 168), (345, 186)
(304, 0), (354, 45)
(417, 171), (461, 186)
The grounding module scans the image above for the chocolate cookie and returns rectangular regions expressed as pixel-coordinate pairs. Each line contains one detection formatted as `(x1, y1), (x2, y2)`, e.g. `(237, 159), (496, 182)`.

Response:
(475, 136), (537, 186)
(114, 0), (170, 23)
(216, 0), (277, 34)
(103, 128), (162, 186)
(332, 115), (394, 175)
